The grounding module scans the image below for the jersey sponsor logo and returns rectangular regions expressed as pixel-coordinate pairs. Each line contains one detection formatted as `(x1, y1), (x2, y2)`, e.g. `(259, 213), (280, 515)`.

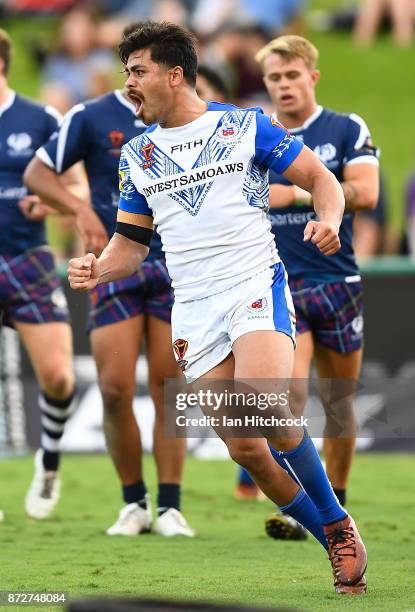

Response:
(269, 211), (315, 227)
(0, 186), (28, 200)
(108, 130), (125, 156)
(141, 143), (155, 169)
(216, 122), (240, 140)
(142, 162), (244, 199)
(171, 139), (203, 153)
(7, 132), (33, 157)
(173, 339), (189, 371)
(313, 143), (337, 164)
(247, 297), (268, 313)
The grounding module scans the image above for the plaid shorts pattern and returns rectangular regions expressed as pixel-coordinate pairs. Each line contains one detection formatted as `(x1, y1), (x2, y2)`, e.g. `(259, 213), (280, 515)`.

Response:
(289, 278), (364, 353)
(0, 246), (69, 328)
(88, 258), (174, 331)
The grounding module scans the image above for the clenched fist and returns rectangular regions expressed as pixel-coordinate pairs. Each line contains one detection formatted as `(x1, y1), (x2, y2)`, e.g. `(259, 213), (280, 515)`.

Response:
(68, 253), (99, 291)
(303, 220), (341, 256)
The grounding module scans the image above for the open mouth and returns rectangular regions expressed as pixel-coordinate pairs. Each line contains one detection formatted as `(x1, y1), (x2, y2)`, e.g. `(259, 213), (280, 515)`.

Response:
(280, 94), (295, 104)
(128, 92), (144, 116)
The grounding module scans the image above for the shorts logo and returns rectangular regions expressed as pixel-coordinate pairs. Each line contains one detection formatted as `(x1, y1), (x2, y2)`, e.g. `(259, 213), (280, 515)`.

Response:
(141, 143), (155, 169)
(51, 288), (68, 312)
(247, 298), (268, 313)
(216, 122), (239, 140)
(351, 315), (364, 334)
(173, 339), (189, 371)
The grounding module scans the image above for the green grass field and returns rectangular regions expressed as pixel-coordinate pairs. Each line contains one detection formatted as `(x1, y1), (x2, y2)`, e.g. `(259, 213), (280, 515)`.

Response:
(1, 453), (414, 611)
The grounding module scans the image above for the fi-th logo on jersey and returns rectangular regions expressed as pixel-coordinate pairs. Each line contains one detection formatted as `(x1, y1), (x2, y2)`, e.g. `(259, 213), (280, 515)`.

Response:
(171, 139), (203, 154)
(7, 133), (33, 157)
(247, 298), (268, 313)
(108, 130), (125, 156)
(216, 121), (239, 140)
(173, 339), (189, 372)
(141, 143), (155, 169)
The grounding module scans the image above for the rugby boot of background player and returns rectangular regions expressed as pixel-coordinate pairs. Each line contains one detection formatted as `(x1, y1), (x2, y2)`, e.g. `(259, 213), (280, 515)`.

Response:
(25, 449), (61, 520)
(265, 513), (308, 541)
(106, 495), (152, 536)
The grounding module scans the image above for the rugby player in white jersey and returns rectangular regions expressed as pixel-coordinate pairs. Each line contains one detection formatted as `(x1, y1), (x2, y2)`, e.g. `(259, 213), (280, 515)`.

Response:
(68, 22), (367, 594)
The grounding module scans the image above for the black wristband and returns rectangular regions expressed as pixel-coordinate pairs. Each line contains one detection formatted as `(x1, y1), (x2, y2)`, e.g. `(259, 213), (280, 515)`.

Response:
(115, 221), (153, 246)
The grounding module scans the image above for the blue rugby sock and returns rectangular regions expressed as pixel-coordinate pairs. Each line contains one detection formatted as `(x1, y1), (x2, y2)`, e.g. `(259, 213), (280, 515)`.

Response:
(280, 430), (347, 525)
(238, 467), (256, 486)
(279, 489), (328, 549)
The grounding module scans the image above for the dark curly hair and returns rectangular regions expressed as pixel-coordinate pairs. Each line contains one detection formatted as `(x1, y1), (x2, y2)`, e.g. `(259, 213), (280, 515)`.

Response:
(119, 21), (198, 87)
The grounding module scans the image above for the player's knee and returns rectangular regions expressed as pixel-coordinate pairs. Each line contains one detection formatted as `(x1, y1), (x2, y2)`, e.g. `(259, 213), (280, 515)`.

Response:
(148, 376), (163, 402)
(99, 377), (134, 414)
(227, 440), (263, 470)
(289, 382), (308, 418)
(42, 369), (74, 399)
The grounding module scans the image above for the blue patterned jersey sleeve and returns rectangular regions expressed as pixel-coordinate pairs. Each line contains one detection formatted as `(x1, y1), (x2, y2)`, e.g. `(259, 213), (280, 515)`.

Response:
(254, 112), (303, 174)
(118, 147), (153, 216)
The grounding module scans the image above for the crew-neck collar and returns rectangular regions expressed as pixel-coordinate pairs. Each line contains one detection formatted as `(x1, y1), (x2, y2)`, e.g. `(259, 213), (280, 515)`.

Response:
(273, 105), (324, 133)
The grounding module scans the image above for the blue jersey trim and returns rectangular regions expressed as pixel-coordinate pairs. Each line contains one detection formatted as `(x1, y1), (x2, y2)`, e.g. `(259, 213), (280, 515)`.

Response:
(119, 194), (152, 216)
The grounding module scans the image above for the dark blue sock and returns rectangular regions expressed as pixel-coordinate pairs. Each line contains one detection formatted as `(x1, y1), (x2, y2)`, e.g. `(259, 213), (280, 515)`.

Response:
(280, 489), (328, 550)
(238, 467), (256, 486)
(158, 483), (180, 515)
(122, 480), (147, 508)
(281, 430), (347, 525)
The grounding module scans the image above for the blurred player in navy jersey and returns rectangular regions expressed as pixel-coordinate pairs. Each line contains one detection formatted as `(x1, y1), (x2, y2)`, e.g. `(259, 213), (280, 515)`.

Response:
(250, 35), (379, 542)
(67, 22), (368, 594)
(0, 28), (83, 520)
(196, 65), (228, 103)
(24, 25), (194, 537)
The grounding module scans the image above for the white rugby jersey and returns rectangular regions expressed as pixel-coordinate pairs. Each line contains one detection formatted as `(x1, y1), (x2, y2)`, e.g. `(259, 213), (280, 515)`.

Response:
(118, 102), (303, 302)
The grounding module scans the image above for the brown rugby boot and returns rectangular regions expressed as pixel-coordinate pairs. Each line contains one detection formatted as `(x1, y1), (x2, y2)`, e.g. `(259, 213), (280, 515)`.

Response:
(324, 515), (367, 586)
(334, 574), (367, 595)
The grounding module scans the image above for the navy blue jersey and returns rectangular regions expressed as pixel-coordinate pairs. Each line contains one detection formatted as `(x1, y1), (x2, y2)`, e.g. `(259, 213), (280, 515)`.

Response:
(0, 91), (61, 256)
(269, 106), (379, 281)
(37, 90), (163, 261)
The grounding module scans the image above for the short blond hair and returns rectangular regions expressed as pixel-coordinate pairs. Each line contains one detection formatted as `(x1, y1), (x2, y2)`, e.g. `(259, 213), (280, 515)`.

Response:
(255, 35), (319, 72)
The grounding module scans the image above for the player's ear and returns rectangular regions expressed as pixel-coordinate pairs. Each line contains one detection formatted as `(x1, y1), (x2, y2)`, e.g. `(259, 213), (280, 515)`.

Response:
(169, 65), (184, 87)
(311, 70), (321, 86)
(0, 57), (5, 77)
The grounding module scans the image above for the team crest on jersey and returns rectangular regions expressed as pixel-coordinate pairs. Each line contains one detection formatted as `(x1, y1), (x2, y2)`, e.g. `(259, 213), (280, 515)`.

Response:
(314, 143), (337, 164)
(141, 143), (155, 169)
(7, 132), (33, 157)
(247, 298), (268, 313)
(216, 122), (239, 140)
(173, 339), (189, 371)
(108, 130), (124, 155)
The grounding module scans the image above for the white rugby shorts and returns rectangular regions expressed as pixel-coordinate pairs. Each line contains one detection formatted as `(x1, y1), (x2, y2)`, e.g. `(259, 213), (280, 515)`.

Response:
(171, 263), (296, 382)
